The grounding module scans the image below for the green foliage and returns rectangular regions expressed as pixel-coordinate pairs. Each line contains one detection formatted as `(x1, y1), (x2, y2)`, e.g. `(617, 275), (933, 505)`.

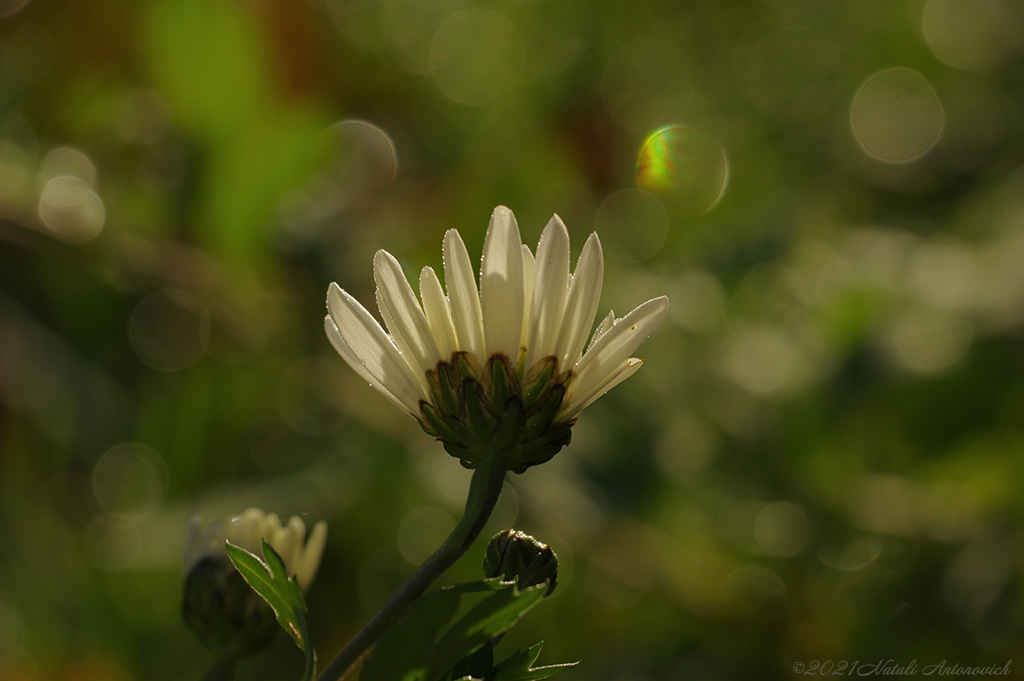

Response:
(226, 540), (316, 681)
(361, 579), (571, 681)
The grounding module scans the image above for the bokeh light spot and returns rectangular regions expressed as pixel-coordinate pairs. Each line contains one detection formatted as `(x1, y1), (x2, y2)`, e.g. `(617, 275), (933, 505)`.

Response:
(667, 270), (726, 331)
(396, 506), (454, 565)
(38, 147), (97, 189)
(596, 189), (668, 262)
(519, 0), (589, 77)
(37, 176), (105, 243)
(754, 501), (809, 557)
(602, 40), (692, 132)
(922, 0), (1019, 72)
(725, 565), (787, 609)
(818, 536), (884, 571)
(851, 68), (944, 163)
(637, 125), (728, 215)
(0, 0), (30, 20)
(129, 289), (209, 371)
(720, 325), (799, 394)
(309, 120), (398, 217)
(885, 309), (972, 373)
(277, 358), (353, 435)
(383, 0), (460, 73)
(92, 443), (166, 521)
(205, 300), (268, 364)
(429, 10), (523, 106)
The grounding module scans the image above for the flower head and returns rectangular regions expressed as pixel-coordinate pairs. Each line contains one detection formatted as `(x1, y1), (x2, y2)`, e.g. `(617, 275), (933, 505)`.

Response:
(185, 508), (328, 591)
(325, 206), (668, 472)
(182, 508), (327, 658)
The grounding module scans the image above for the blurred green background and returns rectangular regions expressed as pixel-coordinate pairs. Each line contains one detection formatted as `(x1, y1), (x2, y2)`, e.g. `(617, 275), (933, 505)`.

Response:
(2, 0), (1024, 678)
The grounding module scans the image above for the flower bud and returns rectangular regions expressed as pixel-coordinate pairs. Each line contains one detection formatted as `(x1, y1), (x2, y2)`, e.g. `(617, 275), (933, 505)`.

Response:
(181, 509), (328, 658)
(182, 555), (278, 658)
(483, 529), (558, 596)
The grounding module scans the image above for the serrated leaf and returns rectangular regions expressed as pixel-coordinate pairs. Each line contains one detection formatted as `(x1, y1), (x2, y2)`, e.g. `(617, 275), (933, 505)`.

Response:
(491, 643), (579, 681)
(441, 640), (494, 681)
(361, 587), (464, 681)
(360, 580), (547, 681)
(226, 540), (316, 681)
(428, 585), (546, 679)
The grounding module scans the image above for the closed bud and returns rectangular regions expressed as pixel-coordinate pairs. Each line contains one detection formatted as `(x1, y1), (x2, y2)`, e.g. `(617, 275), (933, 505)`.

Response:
(182, 555), (278, 659)
(483, 529), (558, 596)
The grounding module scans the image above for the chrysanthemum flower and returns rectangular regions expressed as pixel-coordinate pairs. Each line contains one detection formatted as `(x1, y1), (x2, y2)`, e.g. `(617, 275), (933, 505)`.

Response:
(325, 206), (668, 472)
(185, 508), (327, 591)
(183, 508), (327, 657)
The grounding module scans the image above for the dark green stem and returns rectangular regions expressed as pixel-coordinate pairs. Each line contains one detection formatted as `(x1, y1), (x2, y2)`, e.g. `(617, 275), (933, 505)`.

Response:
(317, 448), (509, 681)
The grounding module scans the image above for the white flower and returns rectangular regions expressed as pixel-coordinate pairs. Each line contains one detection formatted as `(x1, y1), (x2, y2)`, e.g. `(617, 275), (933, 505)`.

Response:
(186, 508), (328, 591)
(324, 206), (668, 469)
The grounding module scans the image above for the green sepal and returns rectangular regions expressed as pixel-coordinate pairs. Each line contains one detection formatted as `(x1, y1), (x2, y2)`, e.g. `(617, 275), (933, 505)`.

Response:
(421, 402), (464, 445)
(225, 540), (316, 681)
(488, 357), (511, 414)
(455, 352), (480, 380)
(492, 397), (525, 451)
(438, 362), (461, 416)
(464, 380), (497, 437)
(521, 358), (555, 410)
(523, 386), (564, 442)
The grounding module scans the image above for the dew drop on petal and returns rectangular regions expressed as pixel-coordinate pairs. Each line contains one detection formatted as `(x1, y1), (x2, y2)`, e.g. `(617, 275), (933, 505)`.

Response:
(636, 125), (728, 215)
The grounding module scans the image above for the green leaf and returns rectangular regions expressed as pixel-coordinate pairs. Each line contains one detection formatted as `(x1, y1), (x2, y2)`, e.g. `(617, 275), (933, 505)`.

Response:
(226, 540), (317, 681)
(490, 643), (579, 681)
(360, 580), (548, 681)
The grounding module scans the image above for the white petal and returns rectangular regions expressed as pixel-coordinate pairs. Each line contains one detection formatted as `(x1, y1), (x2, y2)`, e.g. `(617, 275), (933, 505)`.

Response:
(325, 316), (417, 414)
(480, 206), (525, 359)
(296, 520), (327, 591)
(326, 283), (424, 414)
(373, 250), (441, 379)
(275, 516), (305, 573)
(526, 214), (570, 369)
(419, 266), (459, 360)
(588, 309), (616, 353)
(573, 295), (668, 392)
(520, 244), (535, 352)
(558, 358), (643, 420)
(553, 232), (604, 369)
(228, 508), (264, 554)
(443, 229), (486, 359)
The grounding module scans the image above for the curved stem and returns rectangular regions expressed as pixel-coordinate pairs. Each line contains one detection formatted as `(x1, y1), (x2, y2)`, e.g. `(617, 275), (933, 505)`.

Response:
(317, 448), (508, 681)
